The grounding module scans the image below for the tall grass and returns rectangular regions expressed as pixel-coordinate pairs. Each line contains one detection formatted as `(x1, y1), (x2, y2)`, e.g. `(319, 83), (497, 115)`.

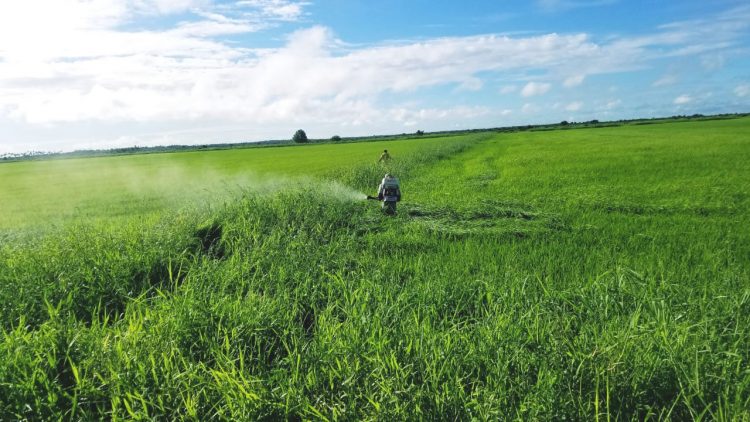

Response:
(1, 119), (748, 419)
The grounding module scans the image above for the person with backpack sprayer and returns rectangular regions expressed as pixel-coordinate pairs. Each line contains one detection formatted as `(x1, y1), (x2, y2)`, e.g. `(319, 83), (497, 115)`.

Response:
(367, 173), (401, 215)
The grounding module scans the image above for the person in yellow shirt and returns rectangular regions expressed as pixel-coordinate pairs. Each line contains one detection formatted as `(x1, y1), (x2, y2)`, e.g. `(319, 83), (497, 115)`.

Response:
(378, 149), (391, 163)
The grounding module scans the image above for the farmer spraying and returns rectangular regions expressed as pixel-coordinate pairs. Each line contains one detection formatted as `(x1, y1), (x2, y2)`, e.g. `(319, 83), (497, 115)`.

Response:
(371, 173), (401, 215)
(378, 149), (391, 163)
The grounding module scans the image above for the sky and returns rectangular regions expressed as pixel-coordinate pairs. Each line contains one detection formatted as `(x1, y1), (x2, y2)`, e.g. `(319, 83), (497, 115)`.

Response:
(0, 0), (749, 154)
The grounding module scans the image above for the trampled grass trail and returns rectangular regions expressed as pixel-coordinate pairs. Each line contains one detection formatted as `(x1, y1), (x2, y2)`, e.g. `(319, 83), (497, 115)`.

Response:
(0, 118), (749, 419)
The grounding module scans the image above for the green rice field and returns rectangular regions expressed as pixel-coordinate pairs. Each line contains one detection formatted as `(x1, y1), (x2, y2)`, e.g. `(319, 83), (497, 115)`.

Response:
(1, 118), (748, 419)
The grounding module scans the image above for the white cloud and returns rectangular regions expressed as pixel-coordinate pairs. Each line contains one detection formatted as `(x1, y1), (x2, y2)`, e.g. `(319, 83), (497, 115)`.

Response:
(605, 99), (621, 109)
(140, 0), (209, 14)
(565, 101), (583, 111)
(3, 4), (746, 124)
(521, 103), (539, 113)
(173, 15), (265, 37)
(456, 77), (484, 91)
(0, 27), (603, 124)
(563, 74), (585, 87)
(1, 3), (749, 152)
(0, 1), (309, 62)
(735, 84), (750, 97)
(389, 105), (491, 126)
(652, 74), (677, 87)
(236, 0), (307, 21)
(521, 82), (551, 97)
(673, 95), (691, 105)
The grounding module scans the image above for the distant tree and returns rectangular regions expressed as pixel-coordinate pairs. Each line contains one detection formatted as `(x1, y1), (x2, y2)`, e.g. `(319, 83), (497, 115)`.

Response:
(331, 135), (342, 142)
(416, 130), (424, 136)
(292, 129), (308, 143)
(560, 120), (569, 126)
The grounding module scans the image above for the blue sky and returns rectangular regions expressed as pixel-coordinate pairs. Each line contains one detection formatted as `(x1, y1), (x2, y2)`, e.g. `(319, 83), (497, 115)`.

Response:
(0, 0), (748, 153)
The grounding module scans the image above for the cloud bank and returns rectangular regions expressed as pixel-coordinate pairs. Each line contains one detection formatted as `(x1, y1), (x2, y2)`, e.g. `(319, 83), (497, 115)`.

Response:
(0, 2), (749, 152)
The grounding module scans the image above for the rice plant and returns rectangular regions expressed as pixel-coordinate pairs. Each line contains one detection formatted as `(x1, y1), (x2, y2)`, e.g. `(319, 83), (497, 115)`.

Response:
(1, 118), (748, 419)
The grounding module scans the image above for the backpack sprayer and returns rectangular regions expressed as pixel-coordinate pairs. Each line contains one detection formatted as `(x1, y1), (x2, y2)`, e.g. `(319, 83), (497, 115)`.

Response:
(366, 175), (401, 215)
(368, 175), (401, 201)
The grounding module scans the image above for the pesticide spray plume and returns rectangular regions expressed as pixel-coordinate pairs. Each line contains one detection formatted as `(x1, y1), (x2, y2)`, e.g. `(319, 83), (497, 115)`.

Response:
(324, 180), (369, 201)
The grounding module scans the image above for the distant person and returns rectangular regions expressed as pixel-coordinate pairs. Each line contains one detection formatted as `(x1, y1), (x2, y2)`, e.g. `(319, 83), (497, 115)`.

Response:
(378, 149), (391, 163)
(377, 173), (401, 215)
